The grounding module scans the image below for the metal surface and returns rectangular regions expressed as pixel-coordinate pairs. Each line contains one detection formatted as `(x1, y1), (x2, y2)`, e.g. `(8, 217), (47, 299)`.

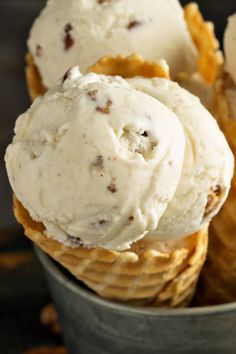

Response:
(36, 247), (236, 354)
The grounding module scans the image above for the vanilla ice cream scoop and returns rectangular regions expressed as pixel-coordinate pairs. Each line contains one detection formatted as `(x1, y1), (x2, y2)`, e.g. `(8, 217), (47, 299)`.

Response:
(28, 0), (197, 88)
(5, 68), (185, 250)
(128, 77), (234, 239)
(224, 14), (236, 84)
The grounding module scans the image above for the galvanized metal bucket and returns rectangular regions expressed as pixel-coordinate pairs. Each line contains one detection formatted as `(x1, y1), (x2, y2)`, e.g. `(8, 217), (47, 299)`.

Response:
(35, 247), (236, 354)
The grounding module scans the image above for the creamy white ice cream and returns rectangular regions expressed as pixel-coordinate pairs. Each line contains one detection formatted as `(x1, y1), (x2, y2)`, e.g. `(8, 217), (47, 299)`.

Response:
(128, 77), (234, 239)
(28, 0), (198, 88)
(6, 67), (234, 249)
(5, 68), (185, 250)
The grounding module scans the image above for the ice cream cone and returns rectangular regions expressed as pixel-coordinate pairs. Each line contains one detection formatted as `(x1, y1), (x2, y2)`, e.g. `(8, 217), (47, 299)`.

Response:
(196, 68), (236, 305)
(25, 3), (222, 101)
(11, 45), (235, 308)
(13, 196), (208, 308)
(184, 3), (223, 85)
(14, 54), (210, 308)
(25, 52), (46, 101)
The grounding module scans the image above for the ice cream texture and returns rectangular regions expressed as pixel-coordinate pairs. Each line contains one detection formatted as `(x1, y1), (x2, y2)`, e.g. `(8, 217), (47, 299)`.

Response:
(27, 0), (198, 88)
(128, 77), (234, 239)
(5, 68), (186, 251)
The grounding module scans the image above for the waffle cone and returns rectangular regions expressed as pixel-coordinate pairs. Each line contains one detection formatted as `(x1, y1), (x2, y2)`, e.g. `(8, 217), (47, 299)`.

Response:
(25, 53), (46, 101)
(25, 2), (222, 101)
(195, 69), (236, 305)
(20, 54), (209, 307)
(184, 3), (223, 85)
(14, 196), (208, 307)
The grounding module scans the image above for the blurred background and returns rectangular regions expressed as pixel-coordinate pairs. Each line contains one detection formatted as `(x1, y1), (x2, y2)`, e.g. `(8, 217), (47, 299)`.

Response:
(0, 1), (236, 353)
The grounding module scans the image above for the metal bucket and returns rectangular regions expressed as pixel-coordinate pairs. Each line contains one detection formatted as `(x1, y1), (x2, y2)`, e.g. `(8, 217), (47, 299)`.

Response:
(35, 247), (236, 354)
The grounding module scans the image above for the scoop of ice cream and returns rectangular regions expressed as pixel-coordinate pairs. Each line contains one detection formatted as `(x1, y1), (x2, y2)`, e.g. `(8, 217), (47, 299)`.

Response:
(28, 0), (197, 88)
(224, 14), (236, 84)
(128, 77), (234, 239)
(5, 68), (185, 250)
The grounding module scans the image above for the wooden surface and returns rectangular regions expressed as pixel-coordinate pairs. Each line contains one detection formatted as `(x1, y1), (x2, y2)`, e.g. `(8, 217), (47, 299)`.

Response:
(0, 1), (236, 353)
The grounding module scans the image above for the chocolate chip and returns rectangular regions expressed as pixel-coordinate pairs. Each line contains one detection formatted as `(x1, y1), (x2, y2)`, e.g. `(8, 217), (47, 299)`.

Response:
(214, 184), (222, 196)
(96, 99), (112, 114)
(67, 235), (82, 246)
(127, 20), (141, 30)
(62, 68), (72, 82)
(99, 220), (106, 225)
(87, 89), (98, 101)
(141, 131), (148, 137)
(36, 45), (43, 57)
(64, 23), (74, 50)
(107, 183), (117, 193)
(97, 0), (111, 4)
(64, 33), (74, 50)
(65, 23), (73, 33)
(204, 185), (224, 218)
(128, 216), (134, 222)
(92, 155), (104, 170)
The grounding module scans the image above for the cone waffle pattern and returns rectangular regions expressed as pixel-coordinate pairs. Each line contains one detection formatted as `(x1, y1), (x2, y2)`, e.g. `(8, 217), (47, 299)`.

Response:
(14, 196), (208, 307)
(184, 2), (223, 85)
(196, 70), (236, 305)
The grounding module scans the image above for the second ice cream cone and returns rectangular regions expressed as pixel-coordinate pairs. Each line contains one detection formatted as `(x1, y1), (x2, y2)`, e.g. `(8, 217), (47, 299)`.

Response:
(25, 2), (222, 102)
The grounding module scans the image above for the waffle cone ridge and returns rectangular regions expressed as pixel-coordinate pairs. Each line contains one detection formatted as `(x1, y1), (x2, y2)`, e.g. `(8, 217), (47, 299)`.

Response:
(196, 69), (236, 305)
(14, 196), (208, 307)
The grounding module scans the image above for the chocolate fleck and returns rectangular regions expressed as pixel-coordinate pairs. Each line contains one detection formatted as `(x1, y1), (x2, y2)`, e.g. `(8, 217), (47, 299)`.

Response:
(65, 23), (73, 33)
(64, 23), (74, 50)
(87, 89), (98, 101)
(36, 45), (43, 57)
(204, 185), (224, 217)
(64, 33), (74, 50)
(92, 155), (104, 170)
(214, 184), (222, 196)
(99, 220), (106, 225)
(97, 0), (111, 4)
(107, 183), (117, 193)
(128, 216), (134, 222)
(127, 20), (141, 30)
(62, 68), (72, 82)
(67, 235), (82, 247)
(96, 99), (112, 114)
(141, 131), (148, 137)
